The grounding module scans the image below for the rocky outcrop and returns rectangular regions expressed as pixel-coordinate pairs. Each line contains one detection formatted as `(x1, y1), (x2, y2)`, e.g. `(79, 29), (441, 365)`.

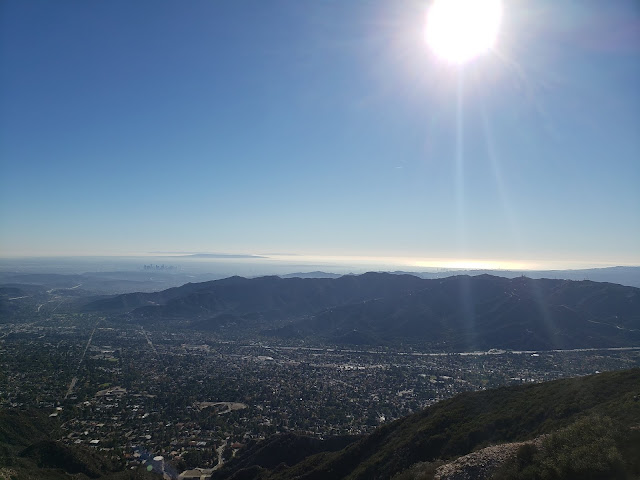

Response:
(434, 436), (547, 480)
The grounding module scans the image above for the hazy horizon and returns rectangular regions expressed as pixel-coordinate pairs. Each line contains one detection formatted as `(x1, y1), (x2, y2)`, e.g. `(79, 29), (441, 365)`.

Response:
(1, 253), (638, 277)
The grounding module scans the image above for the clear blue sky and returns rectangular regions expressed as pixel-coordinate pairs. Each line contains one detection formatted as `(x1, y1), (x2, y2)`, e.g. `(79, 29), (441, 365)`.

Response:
(1, 0), (639, 269)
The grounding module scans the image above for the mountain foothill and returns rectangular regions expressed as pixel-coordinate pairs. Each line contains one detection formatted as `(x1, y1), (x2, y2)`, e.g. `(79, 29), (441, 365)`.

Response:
(84, 273), (640, 351)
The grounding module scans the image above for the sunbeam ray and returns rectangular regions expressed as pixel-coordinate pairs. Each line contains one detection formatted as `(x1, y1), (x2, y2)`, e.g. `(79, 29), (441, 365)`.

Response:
(480, 104), (521, 248)
(455, 69), (466, 258)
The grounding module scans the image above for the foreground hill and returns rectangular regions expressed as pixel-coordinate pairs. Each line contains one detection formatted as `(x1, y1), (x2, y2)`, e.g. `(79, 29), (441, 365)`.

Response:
(0, 409), (161, 479)
(213, 368), (640, 480)
(84, 273), (640, 350)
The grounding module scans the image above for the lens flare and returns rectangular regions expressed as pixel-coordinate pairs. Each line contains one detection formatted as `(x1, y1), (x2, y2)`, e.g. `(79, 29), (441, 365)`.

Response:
(425, 0), (503, 64)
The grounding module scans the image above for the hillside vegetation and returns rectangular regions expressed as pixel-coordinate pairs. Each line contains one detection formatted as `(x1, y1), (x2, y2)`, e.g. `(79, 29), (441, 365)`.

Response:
(214, 368), (640, 480)
(83, 273), (640, 350)
(0, 409), (160, 480)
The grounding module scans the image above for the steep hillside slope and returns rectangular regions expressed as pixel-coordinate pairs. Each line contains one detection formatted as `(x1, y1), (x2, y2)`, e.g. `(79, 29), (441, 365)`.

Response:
(213, 368), (640, 480)
(0, 409), (161, 479)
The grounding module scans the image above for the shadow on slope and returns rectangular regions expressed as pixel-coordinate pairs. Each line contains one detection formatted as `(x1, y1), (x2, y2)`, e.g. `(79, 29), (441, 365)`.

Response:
(214, 368), (640, 480)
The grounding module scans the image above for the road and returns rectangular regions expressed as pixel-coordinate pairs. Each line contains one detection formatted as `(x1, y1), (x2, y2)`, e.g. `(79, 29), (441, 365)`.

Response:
(64, 320), (99, 400)
(140, 327), (158, 355)
(264, 344), (640, 357)
(212, 442), (227, 471)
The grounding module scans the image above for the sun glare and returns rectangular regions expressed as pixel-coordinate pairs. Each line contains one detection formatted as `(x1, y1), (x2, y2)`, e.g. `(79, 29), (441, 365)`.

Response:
(425, 0), (503, 64)
(411, 259), (533, 270)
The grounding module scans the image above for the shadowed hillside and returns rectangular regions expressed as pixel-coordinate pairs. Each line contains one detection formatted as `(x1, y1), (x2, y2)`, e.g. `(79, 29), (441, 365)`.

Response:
(84, 273), (640, 350)
(0, 409), (161, 479)
(212, 368), (640, 480)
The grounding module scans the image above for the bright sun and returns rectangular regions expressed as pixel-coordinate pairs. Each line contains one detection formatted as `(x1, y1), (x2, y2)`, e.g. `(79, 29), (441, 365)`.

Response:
(425, 0), (503, 64)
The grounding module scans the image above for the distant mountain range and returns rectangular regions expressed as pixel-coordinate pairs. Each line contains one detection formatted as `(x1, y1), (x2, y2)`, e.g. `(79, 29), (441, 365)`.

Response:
(281, 271), (343, 279)
(83, 273), (640, 351)
(397, 265), (640, 288)
(282, 266), (640, 288)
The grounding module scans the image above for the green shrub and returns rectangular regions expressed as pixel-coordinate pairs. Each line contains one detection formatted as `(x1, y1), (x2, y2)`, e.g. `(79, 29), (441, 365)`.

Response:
(492, 415), (628, 480)
(391, 460), (444, 480)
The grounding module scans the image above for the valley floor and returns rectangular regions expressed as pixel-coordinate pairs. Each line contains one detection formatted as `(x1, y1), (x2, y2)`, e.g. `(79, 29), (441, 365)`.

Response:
(1, 314), (640, 476)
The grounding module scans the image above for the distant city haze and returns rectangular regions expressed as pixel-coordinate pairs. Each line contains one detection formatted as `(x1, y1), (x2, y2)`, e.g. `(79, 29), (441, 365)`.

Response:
(1, 255), (639, 288)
